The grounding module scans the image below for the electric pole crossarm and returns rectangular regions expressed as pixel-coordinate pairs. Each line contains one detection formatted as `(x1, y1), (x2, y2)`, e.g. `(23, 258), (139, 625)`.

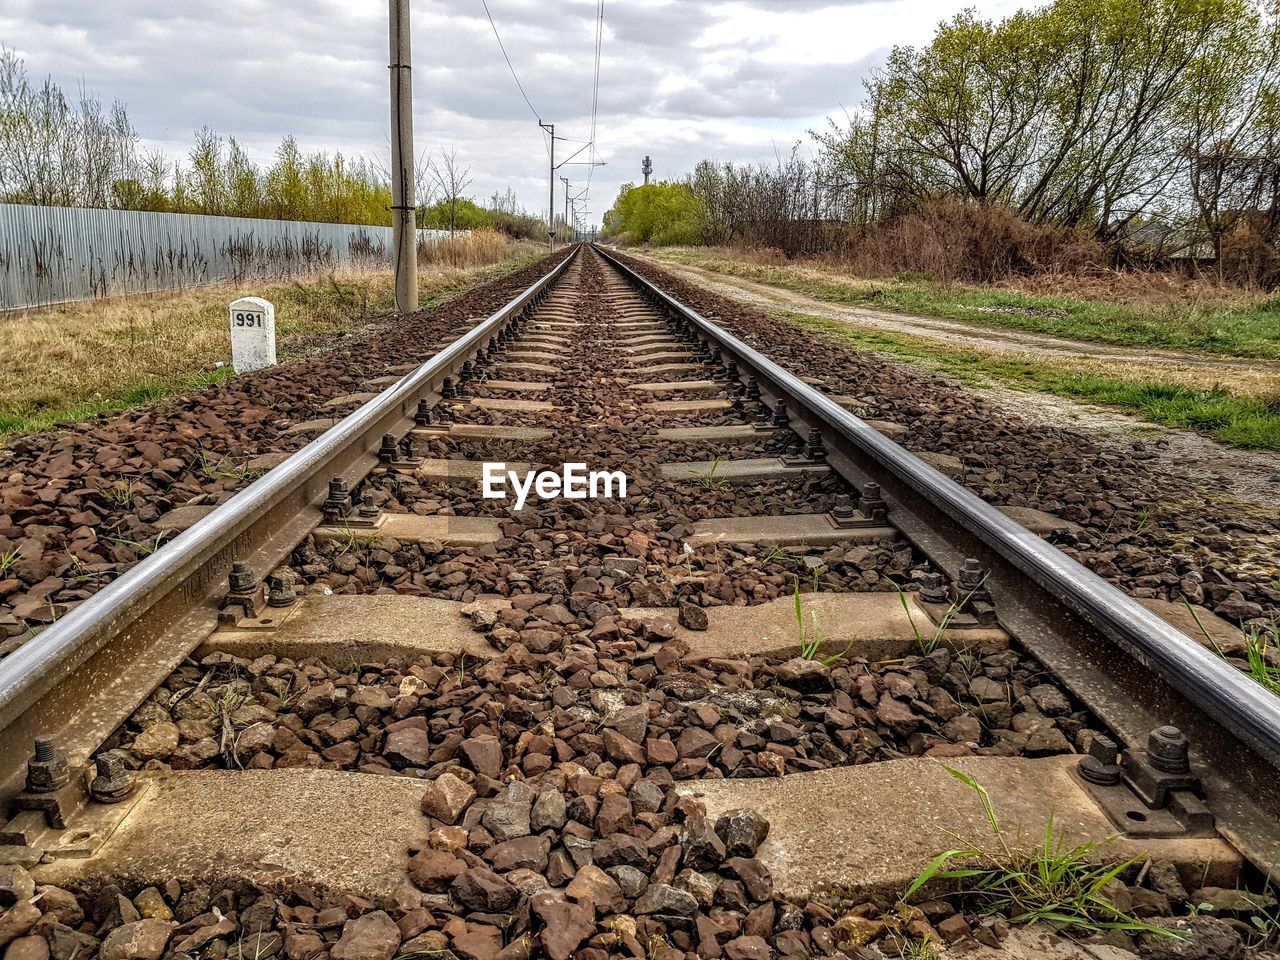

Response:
(556, 141), (594, 166)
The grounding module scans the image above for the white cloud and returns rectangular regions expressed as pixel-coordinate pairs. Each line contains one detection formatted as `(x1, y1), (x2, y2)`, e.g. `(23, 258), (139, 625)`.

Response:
(0, 0), (1030, 225)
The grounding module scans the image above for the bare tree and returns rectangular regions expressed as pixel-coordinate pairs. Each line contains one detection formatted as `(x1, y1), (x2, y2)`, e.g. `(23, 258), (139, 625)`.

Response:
(427, 145), (473, 237)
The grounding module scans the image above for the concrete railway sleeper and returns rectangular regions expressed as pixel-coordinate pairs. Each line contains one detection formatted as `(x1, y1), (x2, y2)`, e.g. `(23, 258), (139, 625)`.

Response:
(0, 245), (1276, 959)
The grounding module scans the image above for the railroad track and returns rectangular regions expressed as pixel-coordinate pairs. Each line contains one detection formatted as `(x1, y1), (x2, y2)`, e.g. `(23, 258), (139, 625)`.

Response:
(0, 244), (1277, 958)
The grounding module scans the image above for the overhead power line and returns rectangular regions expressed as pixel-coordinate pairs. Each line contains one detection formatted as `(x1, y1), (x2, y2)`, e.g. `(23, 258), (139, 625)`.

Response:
(481, 0), (540, 122)
(585, 0), (605, 201)
(480, 0), (551, 159)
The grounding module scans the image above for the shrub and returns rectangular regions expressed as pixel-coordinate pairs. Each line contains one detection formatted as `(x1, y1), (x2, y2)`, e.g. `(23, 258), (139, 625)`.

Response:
(830, 198), (1105, 283)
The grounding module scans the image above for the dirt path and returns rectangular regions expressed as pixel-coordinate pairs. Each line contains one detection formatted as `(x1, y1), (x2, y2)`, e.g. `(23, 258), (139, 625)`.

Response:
(633, 251), (1280, 509)
(982, 384), (1280, 508)
(636, 252), (1280, 379)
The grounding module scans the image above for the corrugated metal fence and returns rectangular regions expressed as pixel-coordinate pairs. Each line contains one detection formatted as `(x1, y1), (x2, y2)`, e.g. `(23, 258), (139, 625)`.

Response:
(0, 203), (455, 309)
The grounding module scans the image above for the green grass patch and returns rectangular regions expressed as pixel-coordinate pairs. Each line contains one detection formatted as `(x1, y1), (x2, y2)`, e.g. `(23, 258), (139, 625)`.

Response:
(651, 248), (1280, 360)
(0, 367), (239, 437)
(905, 766), (1166, 937)
(791, 313), (1280, 450)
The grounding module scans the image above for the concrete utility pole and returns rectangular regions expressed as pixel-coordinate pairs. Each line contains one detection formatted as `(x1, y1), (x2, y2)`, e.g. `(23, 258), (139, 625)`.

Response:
(560, 176), (571, 236)
(539, 121), (555, 250)
(389, 0), (416, 313)
(642, 155), (652, 185)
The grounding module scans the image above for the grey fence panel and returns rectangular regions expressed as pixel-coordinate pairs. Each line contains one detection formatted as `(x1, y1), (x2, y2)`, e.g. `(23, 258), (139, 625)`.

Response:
(0, 204), (456, 310)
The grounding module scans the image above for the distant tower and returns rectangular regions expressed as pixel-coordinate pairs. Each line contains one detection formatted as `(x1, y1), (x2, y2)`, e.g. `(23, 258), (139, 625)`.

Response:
(642, 156), (652, 185)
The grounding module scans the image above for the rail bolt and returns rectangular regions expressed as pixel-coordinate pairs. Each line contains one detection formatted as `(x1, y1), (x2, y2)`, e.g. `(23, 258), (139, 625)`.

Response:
(89, 752), (133, 804)
(267, 575), (297, 607)
(377, 434), (399, 463)
(918, 571), (949, 605)
(227, 561), (255, 595)
(958, 558), (988, 592)
(26, 736), (69, 793)
(745, 377), (761, 400)
(322, 477), (353, 521)
(1147, 726), (1190, 774)
(859, 482), (886, 520)
(1078, 734), (1122, 785)
(831, 495), (856, 521)
(772, 400), (789, 427)
(414, 400), (434, 426)
(804, 428), (827, 462)
(440, 377), (456, 399)
(358, 490), (381, 520)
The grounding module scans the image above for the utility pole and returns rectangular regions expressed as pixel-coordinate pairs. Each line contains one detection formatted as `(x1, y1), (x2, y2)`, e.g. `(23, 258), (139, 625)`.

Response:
(543, 128), (604, 248)
(388, 0), (416, 313)
(560, 176), (571, 238)
(539, 121), (555, 250)
(566, 185), (587, 244)
(642, 155), (652, 185)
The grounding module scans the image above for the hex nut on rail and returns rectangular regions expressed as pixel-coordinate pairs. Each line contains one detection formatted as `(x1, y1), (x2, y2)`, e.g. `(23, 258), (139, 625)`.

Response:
(26, 736), (69, 793)
(89, 753), (133, 804)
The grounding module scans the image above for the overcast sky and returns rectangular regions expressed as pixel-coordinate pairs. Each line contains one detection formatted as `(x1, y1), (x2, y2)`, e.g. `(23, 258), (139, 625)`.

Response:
(0, 0), (1024, 227)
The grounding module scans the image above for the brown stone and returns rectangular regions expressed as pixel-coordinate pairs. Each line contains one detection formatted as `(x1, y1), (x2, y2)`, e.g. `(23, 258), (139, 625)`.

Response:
(678, 602), (709, 631)
(461, 736), (504, 778)
(408, 849), (465, 892)
(420, 772), (476, 824)
(451, 868), (518, 912)
(723, 936), (771, 960)
(602, 729), (645, 765)
(683, 816), (727, 869)
(383, 726), (431, 766)
(98, 920), (174, 960)
(723, 857), (773, 900)
(714, 809), (769, 858)
(565, 864), (625, 914)
(485, 835), (551, 872)
(531, 893), (596, 960)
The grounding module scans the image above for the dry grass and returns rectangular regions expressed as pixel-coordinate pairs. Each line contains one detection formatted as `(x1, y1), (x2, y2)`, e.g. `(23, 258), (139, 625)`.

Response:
(703, 243), (1260, 312)
(420, 229), (539, 268)
(1, 236), (541, 436)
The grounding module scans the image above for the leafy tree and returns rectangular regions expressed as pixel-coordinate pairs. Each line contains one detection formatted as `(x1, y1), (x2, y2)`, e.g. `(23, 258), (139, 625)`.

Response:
(419, 197), (489, 230)
(816, 0), (1280, 244)
(602, 181), (703, 244)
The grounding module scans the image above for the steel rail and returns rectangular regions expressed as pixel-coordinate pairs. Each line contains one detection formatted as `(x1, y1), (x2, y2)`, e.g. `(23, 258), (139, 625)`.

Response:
(596, 245), (1280, 868)
(0, 248), (577, 809)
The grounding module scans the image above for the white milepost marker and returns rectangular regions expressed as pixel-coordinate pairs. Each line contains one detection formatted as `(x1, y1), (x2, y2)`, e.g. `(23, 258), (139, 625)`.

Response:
(228, 296), (276, 373)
